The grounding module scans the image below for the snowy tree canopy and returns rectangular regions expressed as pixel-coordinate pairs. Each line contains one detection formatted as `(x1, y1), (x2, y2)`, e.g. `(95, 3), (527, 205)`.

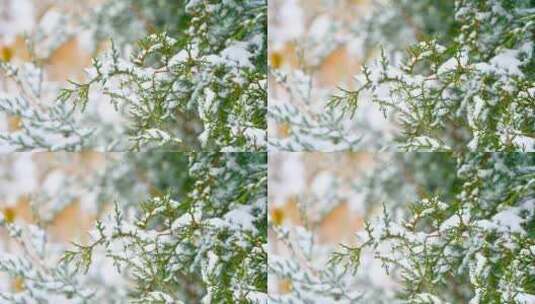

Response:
(333, 153), (535, 303)
(0, 152), (267, 303)
(0, 0), (266, 151)
(269, 0), (534, 151)
(269, 152), (535, 304)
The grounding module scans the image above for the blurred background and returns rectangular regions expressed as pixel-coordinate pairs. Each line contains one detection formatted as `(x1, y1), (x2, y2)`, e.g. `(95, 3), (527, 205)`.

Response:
(269, 152), (378, 303)
(269, 0), (365, 87)
(268, 0), (458, 151)
(268, 152), (381, 300)
(0, 0), (124, 151)
(0, 152), (107, 294)
(0, 0), (205, 151)
(269, 152), (372, 242)
(0, 152), (193, 298)
(268, 0), (397, 151)
(0, 0), (105, 80)
(268, 151), (460, 302)
(0, 153), (106, 242)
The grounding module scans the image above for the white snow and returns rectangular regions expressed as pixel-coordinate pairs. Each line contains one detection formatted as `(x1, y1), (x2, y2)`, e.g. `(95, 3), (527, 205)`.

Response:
(516, 293), (535, 304)
(437, 57), (459, 75)
(476, 200), (534, 235)
(171, 210), (199, 230)
(185, 0), (202, 12)
(242, 127), (266, 148)
(492, 208), (525, 234)
(440, 210), (470, 232)
(220, 42), (253, 69)
(224, 205), (257, 233)
(246, 291), (268, 303)
(490, 49), (523, 76)
(437, 50), (469, 75)
(473, 95), (485, 120)
(169, 49), (192, 66)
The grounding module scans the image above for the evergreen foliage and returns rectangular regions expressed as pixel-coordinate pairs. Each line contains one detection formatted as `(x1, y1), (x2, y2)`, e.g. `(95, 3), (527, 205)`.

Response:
(269, 152), (535, 303)
(0, 152), (267, 303)
(269, 0), (534, 151)
(0, 0), (267, 151)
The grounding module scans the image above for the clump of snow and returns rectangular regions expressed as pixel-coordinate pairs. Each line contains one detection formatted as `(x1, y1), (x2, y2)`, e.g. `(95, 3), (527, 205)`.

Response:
(489, 49), (523, 76)
(476, 200), (534, 235)
(224, 205), (257, 233)
(437, 50), (468, 75)
(221, 42), (253, 68)
(168, 47), (198, 66)
(440, 209), (470, 232)
(515, 293), (535, 304)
